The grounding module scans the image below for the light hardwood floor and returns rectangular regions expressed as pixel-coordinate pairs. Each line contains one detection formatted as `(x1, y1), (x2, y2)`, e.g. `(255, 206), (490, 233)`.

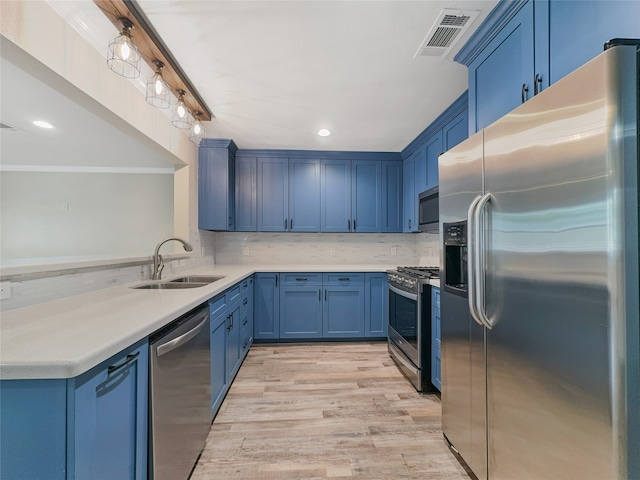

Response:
(192, 342), (471, 480)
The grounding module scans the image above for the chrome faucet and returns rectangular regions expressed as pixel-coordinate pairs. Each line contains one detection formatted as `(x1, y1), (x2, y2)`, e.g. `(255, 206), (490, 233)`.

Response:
(152, 237), (193, 280)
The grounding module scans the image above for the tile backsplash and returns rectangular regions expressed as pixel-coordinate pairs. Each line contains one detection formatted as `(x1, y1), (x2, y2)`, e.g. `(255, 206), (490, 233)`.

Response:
(209, 231), (440, 266)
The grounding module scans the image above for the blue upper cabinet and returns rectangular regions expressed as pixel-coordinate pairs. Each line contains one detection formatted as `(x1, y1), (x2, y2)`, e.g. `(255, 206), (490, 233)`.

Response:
(199, 139), (237, 231)
(289, 158), (321, 232)
(235, 156), (257, 231)
(351, 161), (382, 233)
(413, 147), (427, 198)
(548, 1), (640, 84)
(402, 155), (415, 233)
(257, 157), (289, 231)
(424, 132), (443, 191)
(382, 161), (403, 233)
(321, 159), (351, 232)
(469, 1), (534, 132)
(457, 0), (639, 134)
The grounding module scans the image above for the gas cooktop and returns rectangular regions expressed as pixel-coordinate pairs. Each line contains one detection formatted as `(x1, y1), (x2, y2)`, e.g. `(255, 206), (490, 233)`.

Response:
(396, 266), (440, 279)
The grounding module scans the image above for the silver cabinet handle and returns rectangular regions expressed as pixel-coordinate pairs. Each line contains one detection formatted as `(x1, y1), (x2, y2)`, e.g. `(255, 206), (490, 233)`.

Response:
(521, 83), (529, 103)
(295, 277), (308, 281)
(108, 352), (139, 375)
(408, 219), (412, 229)
(353, 219), (356, 231)
(157, 318), (208, 357)
(284, 219), (288, 230)
(534, 73), (543, 95)
(289, 219), (293, 230)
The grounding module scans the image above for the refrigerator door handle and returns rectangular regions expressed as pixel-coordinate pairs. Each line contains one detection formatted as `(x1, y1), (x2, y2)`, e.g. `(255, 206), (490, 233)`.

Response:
(473, 193), (493, 329)
(467, 195), (484, 327)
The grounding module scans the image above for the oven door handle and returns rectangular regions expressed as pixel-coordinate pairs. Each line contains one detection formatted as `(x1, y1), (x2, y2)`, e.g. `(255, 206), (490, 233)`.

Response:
(389, 284), (419, 302)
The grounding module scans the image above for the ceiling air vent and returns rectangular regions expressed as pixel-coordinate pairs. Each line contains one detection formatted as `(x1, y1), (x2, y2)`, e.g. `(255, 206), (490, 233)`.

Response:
(415, 9), (479, 58)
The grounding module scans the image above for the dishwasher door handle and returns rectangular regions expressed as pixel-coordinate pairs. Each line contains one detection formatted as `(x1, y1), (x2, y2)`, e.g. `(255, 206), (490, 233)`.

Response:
(156, 317), (208, 357)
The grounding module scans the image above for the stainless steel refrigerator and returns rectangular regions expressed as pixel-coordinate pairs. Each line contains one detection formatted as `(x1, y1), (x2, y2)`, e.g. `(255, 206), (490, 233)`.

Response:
(438, 42), (639, 480)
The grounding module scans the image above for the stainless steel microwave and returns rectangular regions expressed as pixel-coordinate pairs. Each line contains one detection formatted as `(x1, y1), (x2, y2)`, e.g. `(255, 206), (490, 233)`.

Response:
(418, 186), (439, 232)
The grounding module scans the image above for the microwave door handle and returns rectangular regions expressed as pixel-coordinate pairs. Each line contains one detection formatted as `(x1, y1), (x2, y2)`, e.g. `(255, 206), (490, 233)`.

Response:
(474, 193), (493, 329)
(389, 284), (419, 302)
(467, 195), (483, 327)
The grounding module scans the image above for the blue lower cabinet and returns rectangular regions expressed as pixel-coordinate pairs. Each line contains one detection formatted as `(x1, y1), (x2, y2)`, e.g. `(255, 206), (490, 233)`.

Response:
(254, 273), (280, 340)
(323, 285), (365, 338)
(431, 287), (441, 391)
(210, 299), (228, 415)
(1, 379), (67, 479)
(280, 285), (323, 338)
(1, 340), (149, 480)
(226, 302), (242, 381)
(364, 273), (388, 337)
(72, 342), (148, 480)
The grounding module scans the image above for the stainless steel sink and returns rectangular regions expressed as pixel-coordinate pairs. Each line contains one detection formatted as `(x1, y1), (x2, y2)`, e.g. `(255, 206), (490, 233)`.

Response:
(130, 275), (225, 290)
(131, 282), (209, 290)
(168, 275), (226, 283)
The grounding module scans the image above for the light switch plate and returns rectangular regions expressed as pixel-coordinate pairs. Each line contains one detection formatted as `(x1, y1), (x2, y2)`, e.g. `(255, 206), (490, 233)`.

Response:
(243, 247), (251, 256)
(0, 281), (11, 300)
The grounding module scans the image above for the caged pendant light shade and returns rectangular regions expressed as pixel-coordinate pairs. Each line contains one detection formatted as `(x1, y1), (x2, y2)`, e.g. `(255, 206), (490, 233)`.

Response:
(107, 18), (141, 79)
(145, 60), (171, 108)
(189, 111), (206, 144)
(171, 89), (194, 129)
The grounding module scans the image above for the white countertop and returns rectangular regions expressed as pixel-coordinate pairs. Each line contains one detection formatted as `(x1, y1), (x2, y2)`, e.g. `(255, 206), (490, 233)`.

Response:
(0, 264), (397, 380)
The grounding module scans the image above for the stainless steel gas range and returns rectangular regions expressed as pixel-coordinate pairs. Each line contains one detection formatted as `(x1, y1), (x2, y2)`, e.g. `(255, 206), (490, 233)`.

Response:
(387, 266), (439, 392)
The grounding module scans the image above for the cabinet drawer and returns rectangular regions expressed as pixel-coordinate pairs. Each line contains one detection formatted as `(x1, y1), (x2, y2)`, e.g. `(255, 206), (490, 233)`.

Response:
(323, 272), (364, 285)
(227, 284), (242, 306)
(431, 287), (440, 310)
(280, 272), (323, 285)
(241, 276), (253, 295)
(209, 293), (227, 321)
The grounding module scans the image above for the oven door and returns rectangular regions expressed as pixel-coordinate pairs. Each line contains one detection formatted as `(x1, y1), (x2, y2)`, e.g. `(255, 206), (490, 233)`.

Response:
(388, 284), (420, 367)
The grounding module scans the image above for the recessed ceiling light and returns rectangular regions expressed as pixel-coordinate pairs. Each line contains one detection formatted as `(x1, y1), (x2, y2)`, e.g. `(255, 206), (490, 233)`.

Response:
(33, 120), (54, 129)
(317, 128), (331, 137)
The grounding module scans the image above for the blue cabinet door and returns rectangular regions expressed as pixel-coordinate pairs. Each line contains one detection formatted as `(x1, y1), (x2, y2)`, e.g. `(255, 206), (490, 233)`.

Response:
(235, 156), (257, 231)
(280, 285), (323, 338)
(424, 132), (443, 191)
(443, 109), (469, 152)
(413, 147), (427, 196)
(469, 1), (534, 132)
(199, 145), (235, 231)
(226, 303), (242, 380)
(72, 341), (148, 480)
(257, 157), (289, 232)
(364, 273), (388, 337)
(351, 161), (382, 233)
(549, 1), (640, 84)
(323, 286), (365, 338)
(0, 379), (67, 480)
(382, 161), (403, 233)
(321, 160), (351, 232)
(289, 158), (321, 232)
(431, 287), (441, 391)
(402, 156), (415, 232)
(210, 308), (228, 416)
(254, 273), (280, 340)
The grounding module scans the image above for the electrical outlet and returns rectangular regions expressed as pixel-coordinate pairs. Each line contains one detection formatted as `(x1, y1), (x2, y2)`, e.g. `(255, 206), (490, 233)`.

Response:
(391, 247), (397, 256)
(330, 247), (337, 256)
(179, 259), (187, 267)
(243, 246), (251, 256)
(171, 260), (180, 268)
(1, 281), (11, 300)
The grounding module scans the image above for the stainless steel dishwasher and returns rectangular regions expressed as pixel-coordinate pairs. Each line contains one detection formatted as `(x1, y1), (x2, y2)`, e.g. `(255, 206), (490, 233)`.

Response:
(149, 303), (211, 480)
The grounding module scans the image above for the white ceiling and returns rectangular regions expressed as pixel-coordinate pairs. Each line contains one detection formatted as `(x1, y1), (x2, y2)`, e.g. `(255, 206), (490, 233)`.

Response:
(135, 0), (498, 152)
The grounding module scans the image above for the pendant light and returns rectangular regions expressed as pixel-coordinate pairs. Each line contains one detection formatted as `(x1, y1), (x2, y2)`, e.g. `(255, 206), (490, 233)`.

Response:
(106, 18), (141, 79)
(145, 60), (171, 108)
(189, 111), (206, 144)
(171, 89), (193, 129)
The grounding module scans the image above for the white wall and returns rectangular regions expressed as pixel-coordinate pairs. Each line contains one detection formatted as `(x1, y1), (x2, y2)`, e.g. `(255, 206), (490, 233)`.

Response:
(1, 171), (174, 260)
